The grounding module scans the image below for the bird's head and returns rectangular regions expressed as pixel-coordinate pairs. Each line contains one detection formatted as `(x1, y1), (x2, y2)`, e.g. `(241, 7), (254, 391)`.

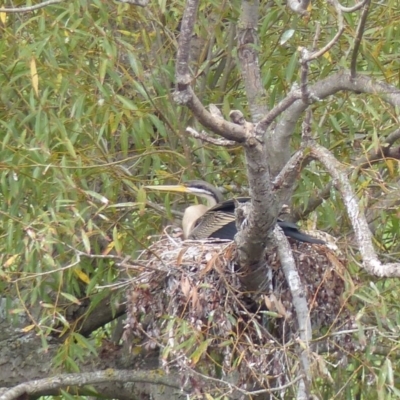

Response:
(145, 180), (223, 207)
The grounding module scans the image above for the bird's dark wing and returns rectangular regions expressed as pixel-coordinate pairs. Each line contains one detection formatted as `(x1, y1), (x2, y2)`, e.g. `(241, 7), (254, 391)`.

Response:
(188, 197), (325, 244)
(188, 197), (249, 240)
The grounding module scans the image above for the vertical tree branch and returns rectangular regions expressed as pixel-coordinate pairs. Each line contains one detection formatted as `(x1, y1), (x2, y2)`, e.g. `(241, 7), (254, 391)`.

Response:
(275, 228), (312, 399)
(236, 0), (268, 123)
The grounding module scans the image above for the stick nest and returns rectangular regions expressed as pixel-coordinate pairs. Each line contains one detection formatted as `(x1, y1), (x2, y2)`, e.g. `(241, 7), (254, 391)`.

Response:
(124, 232), (354, 393)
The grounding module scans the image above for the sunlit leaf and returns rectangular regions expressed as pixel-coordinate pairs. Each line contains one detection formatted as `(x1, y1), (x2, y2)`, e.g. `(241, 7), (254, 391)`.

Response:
(81, 229), (91, 254)
(3, 254), (19, 268)
(30, 57), (39, 97)
(74, 268), (90, 284)
(280, 29), (295, 45)
(60, 291), (81, 305)
(22, 324), (35, 332)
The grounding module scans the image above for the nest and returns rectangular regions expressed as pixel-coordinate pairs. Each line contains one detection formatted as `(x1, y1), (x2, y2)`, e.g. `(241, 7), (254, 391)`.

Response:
(124, 231), (354, 395)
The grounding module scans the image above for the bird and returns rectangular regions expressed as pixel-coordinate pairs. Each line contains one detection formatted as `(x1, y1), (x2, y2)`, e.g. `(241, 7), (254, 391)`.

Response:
(145, 180), (325, 244)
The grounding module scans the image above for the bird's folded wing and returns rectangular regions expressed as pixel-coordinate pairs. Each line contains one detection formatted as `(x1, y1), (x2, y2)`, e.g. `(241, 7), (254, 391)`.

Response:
(188, 198), (325, 245)
(189, 212), (236, 240)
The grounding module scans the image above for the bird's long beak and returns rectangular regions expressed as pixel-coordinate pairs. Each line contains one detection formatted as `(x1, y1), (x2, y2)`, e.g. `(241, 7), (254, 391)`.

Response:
(144, 184), (190, 194)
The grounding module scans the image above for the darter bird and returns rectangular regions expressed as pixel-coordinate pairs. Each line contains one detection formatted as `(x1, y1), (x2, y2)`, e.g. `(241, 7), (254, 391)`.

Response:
(145, 180), (325, 244)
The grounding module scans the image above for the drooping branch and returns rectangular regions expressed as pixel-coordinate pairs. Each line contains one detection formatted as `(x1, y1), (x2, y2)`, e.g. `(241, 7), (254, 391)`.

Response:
(293, 127), (400, 221)
(310, 144), (400, 277)
(303, 0), (344, 62)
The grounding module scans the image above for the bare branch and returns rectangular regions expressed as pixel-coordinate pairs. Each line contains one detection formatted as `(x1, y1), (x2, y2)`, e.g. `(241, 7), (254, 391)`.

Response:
(273, 150), (310, 193)
(175, 0), (198, 84)
(312, 22), (321, 51)
(235, 180), (277, 272)
(334, 0), (369, 13)
(299, 0), (345, 63)
(0, 370), (185, 400)
(186, 127), (236, 147)
(180, 89), (248, 141)
(350, 0), (372, 78)
(0, 0), (63, 13)
(255, 89), (302, 135)
(114, 0), (149, 6)
(309, 27), (345, 61)
(236, 0), (268, 122)
(174, 0), (247, 144)
(310, 144), (400, 277)
(275, 227), (312, 395)
(301, 108), (313, 139)
(299, 48), (312, 104)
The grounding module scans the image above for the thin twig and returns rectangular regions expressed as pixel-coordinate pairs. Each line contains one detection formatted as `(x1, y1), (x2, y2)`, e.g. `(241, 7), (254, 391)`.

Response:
(350, 0), (371, 78)
(335, 0), (368, 13)
(312, 23), (321, 51)
(189, 368), (305, 395)
(301, 108), (313, 140)
(299, 47), (311, 103)
(0, 0), (63, 13)
(305, 0), (344, 62)
(256, 90), (302, 134)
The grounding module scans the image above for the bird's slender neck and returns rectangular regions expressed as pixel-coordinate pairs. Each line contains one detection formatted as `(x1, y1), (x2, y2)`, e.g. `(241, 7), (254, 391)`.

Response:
(182, 204), (208, 238)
